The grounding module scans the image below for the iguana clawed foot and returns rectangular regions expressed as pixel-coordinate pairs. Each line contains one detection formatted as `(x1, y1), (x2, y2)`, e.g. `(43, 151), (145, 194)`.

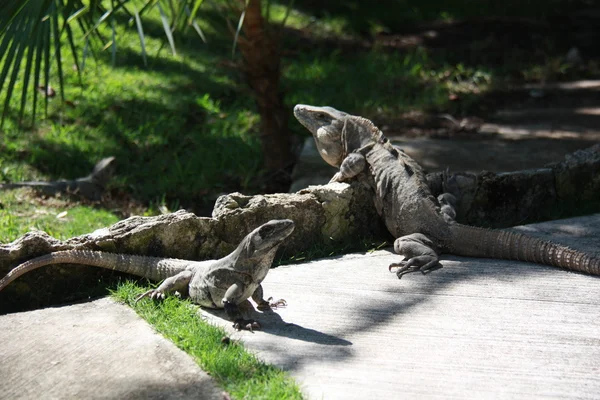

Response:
(134, 289), (167, 304)
(257, 297), (287, 310)
(390, 233), (443, 279)
(233, 318), (261, 331)
(389, 258), (443, 279)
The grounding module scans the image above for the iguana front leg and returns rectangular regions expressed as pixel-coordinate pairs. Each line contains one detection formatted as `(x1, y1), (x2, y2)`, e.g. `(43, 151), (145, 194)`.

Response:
(135, 270), (193, 303)
(222, 283), (261, 331)
(388, 233), (442, 279)
(330, 152), (366, 183)
(252, 284), (286, 310)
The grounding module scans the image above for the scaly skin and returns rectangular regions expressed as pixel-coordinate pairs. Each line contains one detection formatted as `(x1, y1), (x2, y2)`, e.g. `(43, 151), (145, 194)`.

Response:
(294, 104), (600, 278)
(0, 219), (295, 330)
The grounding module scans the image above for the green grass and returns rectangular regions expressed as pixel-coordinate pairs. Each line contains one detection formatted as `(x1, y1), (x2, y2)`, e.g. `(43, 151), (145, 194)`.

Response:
(112, 281), (303, 400)
(1, 1), (594, 395)
(1, 0), (589, 219)
(284, 48), (494, 118)
(1, 7), (263, 214)
(0, 188), (120, 242)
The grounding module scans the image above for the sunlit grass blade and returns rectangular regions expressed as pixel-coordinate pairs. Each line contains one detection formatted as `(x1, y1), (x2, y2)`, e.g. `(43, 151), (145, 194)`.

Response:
(83, 8), (111, 41)
(133, 7), (147, 67)
(157, 2), (176, 56)
(184, 5), (206, 43)
(231, 0), (249, 58)
(82, 0), (129, 42)
(188, 0), (204, 25)
(172, 3), (188, 33)
(76, 16), (101, 68)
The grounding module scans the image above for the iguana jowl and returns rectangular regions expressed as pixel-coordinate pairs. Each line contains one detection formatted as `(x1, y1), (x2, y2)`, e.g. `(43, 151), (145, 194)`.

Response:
(0, 219), (295, 330)
(294, 104), (600, 278)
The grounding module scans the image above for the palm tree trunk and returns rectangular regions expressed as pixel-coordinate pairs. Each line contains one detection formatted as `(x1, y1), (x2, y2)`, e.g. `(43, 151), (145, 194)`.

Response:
(237, 0), (294, 193)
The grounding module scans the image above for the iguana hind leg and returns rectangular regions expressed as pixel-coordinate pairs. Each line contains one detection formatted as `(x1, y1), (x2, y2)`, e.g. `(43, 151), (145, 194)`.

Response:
(389, 233), (442, 279)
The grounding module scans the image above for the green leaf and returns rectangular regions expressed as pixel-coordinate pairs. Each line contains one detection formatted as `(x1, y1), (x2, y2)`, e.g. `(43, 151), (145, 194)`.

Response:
(133, 7), (147, 67)
(0, 1), (30, 35)
(232, 0), (249, 58)
(31, 17), (47, 124)
(188, 0), (204, 25)
(2, 11), (33, 124)
(157, 2), (176, 56)
(51, 1), (65, 104)
(66, 5), (88, 24)
(184, 5), (206, 43)
(0, 6), (27, 124)
(43, 6), (51, 116)
(18, 17), (40, 123)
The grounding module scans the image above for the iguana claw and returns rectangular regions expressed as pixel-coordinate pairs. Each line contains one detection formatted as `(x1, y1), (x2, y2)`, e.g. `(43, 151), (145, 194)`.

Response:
(257, 297), (287, 310)
(233, 319), (261, 331)
(329, 173), (344, 183)
(389, 260), (442, 279)
(134, 289), (165, 304)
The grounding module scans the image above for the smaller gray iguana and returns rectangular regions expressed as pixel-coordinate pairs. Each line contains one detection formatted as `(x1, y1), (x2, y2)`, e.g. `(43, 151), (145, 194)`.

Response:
(294, 104), (600, 278)
(0, 157), (115, 201)
(0, 219), (295, 330)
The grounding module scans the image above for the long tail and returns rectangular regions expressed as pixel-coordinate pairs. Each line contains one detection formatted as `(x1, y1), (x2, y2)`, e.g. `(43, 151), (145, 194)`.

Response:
(0, 250), (192, 292)
(448, 224), (600, 275)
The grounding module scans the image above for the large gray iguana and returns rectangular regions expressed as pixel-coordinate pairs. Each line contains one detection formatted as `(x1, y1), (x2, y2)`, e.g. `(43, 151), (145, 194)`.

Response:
(293, 104), (600, 278)
(0, 219), (295, 330)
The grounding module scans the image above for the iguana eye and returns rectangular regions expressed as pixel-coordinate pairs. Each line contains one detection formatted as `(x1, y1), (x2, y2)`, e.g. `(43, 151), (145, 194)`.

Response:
(260, 225), (274, 237)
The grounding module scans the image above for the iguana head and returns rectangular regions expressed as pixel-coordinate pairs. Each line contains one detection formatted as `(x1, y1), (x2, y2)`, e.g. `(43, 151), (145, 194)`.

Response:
(246, 219), (295, 258)
(293, 104), (348, 167)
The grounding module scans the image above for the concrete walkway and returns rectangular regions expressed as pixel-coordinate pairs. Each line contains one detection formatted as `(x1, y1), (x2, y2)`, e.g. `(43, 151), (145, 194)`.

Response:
(203, 214), (600, 399)
(1, 214), (599, 399)
(0, 297), (223, 400)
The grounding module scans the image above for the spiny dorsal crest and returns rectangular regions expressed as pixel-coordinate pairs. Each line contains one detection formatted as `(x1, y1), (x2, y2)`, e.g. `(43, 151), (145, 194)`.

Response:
(352, 115), (381, 138)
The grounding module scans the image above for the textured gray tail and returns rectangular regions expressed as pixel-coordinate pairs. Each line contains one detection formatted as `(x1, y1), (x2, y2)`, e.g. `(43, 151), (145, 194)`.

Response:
(0, 250), (190, 292)
(448, 224), (600, 275)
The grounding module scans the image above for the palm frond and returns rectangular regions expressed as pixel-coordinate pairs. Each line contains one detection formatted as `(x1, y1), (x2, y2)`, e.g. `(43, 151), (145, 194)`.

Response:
(0, 0), (209, 125)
